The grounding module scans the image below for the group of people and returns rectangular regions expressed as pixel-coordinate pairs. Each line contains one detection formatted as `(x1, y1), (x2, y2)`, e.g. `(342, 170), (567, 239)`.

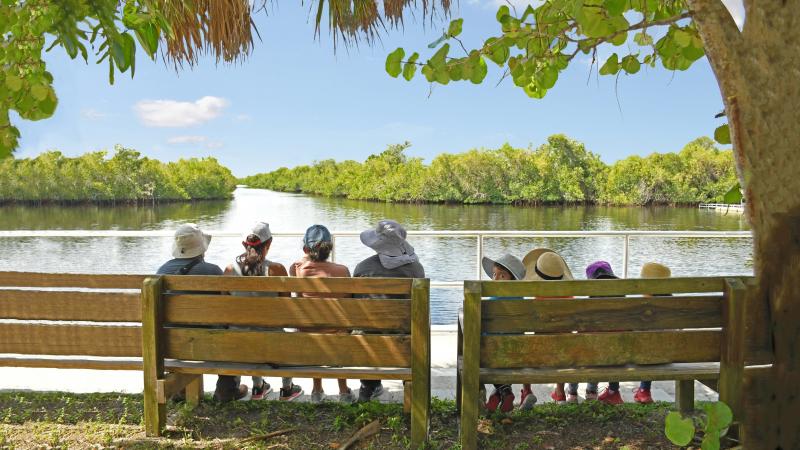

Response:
(480, 249), (673, 413)
(156, 218), (672, 410)
(156, 219), (423, 403)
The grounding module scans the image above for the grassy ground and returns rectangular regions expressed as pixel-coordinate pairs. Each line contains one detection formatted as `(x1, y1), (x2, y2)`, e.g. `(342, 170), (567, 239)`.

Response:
(0, 391), (722, 449)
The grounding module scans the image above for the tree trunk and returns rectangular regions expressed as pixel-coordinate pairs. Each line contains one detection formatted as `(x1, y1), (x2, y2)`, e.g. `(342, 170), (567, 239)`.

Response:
(690, 1), (800, 447)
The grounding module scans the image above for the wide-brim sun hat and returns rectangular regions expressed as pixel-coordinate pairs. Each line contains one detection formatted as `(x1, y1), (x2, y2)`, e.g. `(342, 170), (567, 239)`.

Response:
(522, 248), (574, 281)
(360, 219), (415, 257)
(172, 223), (211, 259)
(640, 262), (672, 278)
(482, 254), (526, 281)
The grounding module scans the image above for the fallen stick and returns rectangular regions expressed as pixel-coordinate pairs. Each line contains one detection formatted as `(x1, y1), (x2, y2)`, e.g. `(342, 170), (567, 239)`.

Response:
(240, 428), (295, 444)
(339, 420), (381, 450)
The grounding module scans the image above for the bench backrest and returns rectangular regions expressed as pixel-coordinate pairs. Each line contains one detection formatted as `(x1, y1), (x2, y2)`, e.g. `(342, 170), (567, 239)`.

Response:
(0, 272), (146, 366)
(146, 275), (430, 369)
(464, 276), (766, 369)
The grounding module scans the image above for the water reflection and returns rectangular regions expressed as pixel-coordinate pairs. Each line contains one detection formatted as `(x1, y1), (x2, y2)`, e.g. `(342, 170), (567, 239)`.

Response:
(0, 188), (752, 324)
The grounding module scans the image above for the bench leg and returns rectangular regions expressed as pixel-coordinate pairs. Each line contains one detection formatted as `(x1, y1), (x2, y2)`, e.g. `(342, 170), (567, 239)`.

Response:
(144, 377), (166, 437)
(676, 380), (695, 414)
(403, 381), (411, 415)
(185, 375), (204, 407)
(455, 367), (462, 414)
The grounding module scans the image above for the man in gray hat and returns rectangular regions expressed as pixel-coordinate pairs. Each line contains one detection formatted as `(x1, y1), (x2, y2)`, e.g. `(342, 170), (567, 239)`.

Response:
(353, 220), (425, 402)
(156, 223), (249, 402)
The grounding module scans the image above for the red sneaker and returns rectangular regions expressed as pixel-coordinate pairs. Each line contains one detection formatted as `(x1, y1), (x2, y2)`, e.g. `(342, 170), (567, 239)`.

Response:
(519, 388), (537, 411)
(633, 388), (653, 404)
(550, 390), (566, 404)
(486, 389), (502, 413)
(499, 390), (515, 413)
(598, 387), (623, 405)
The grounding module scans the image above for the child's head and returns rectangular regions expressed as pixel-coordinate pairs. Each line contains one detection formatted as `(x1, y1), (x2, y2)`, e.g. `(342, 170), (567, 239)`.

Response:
(492, 263), (515, 280)
(481, 254), (525, 281)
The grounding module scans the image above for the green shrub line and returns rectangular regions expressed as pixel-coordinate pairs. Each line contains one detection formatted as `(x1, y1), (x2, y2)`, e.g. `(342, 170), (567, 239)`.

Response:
(242, 135), (737, 206)
(0, 146), (237, 204)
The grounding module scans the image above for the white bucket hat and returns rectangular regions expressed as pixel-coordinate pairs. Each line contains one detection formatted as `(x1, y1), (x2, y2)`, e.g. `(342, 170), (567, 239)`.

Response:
(522, 248), (574, 281)
(482, 254), (526, 280)
(171, 223), (211, 259)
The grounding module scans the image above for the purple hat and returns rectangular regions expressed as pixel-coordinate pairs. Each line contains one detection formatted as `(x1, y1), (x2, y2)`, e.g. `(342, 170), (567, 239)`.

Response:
(586, 261), (618, 280)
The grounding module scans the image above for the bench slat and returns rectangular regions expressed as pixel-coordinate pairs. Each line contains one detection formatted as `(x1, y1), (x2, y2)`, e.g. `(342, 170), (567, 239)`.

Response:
(472, 362), (721, 384)
(161, 275), (412, 295)
(480, 277), (729, 298)
(166, 360), (413, 380)
(0, 323), (142, 357)
(0, 272), (146, 289)
(0, 290), (141, 322)
(481, 330), (721, 368)
(482, 296), (723, 333)
(164, 328), (412, 367)
(164, 295), (411, 331)
(0, 356), (143, 371)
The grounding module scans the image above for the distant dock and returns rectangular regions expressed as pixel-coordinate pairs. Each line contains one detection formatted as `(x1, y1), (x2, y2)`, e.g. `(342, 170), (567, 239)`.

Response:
(699, 203), (745, 213)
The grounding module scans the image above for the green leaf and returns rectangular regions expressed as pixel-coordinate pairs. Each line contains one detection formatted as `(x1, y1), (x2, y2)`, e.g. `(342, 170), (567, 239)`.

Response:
(402, 52), (419, 81)
(430, 43), (450, 68)
(421, 64), (435, 82)
(448, 19), (463, 37)
(521, 5), (536, 21)
(427, 32), (448, 49)
(469, 56), (487, 84)
(703, 401), (733, 432)
(610, 31), (627, 46)
(496, 5), (510, 22)
(135, 23), (159, 58)
(488, 45), (510, 66)
(603, 0), (627, 16)
(634, 31), (654, 46)
(537, 66), (558, 89)
(665, 412), (695, 446)
(701, 429), (721, 450)
(621, 55), (641, 74)
(599, 53), (620, 75)
(673, 29), (692, 47)
(5, 74), (22, 92)
(723, 183), (743, 205)
(386, 47), (405, 78)
(714, 124), (731, 145)
(30, 84), (48, 101)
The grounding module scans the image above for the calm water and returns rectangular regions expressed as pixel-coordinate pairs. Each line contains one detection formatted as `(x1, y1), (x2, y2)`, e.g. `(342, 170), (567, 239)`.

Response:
(0, 188), (752, 324)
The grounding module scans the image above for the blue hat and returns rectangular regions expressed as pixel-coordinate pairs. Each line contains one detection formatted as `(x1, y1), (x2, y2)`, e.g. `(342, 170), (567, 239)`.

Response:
(303, 224), (332, 249)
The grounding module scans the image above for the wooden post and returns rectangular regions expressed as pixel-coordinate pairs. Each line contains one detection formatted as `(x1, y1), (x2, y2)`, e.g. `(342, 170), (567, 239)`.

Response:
(456, 309), (464, 414)
(403, 381), (412, 414)
(720, 278), (746, 429)
(410, 278), (430, 449)
(675, 380), (695, 414)
(185, 375), (204, 407)
(460, 281), (482, 450)
(142, 276), (165, 437)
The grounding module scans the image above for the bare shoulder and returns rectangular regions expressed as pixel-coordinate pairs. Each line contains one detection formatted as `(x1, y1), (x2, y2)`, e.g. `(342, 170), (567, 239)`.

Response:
(268, 262), (288, 277)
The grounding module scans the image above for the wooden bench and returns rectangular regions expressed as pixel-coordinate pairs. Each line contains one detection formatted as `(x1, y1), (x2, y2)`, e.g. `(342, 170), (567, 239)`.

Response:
(0, 272), (147, 372)
(142, 275), (431, 448)
(456, 276), (767, 450)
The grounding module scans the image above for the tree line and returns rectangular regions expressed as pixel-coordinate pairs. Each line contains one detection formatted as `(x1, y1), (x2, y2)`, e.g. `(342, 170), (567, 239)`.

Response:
(0, 146), (237, 204)
(241, 135), (737, 206)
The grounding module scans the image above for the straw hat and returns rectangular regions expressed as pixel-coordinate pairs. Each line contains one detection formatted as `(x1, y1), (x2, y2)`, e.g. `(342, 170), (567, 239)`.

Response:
(482, 254), (526, 281)
(522, 248), (574, 281)
(640, 262), (671, 278)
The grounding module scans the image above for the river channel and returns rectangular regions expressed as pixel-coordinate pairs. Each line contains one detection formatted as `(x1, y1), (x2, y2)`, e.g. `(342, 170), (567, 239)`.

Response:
(0, 188), (752, 324)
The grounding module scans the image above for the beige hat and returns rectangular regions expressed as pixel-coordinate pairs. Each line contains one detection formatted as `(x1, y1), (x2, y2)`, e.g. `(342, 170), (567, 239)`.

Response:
(640, 262), (671, 278)
(522, 248), (574, 281)
(171, 223), (211, 259)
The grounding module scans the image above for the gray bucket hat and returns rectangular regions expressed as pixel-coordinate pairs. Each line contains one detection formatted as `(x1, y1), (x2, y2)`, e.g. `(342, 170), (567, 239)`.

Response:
(482, 254), (526, 281)
(359, 220), (415, 257)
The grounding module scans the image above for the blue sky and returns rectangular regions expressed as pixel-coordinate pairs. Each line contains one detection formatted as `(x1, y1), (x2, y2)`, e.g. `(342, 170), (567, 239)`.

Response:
(14, 1), (744, 177)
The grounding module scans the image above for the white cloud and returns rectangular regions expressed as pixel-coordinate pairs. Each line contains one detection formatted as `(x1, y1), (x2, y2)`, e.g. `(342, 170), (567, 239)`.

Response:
(167, 135), (224, 149)
(134, 96), (229, 127)
(167, 135), (207, 145)
(81, 108), (108, 120)
(721, 0), (745, 30)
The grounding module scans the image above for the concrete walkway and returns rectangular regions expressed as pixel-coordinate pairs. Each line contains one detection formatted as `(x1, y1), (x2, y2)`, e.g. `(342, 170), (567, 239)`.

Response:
(0, 330), (719, 404)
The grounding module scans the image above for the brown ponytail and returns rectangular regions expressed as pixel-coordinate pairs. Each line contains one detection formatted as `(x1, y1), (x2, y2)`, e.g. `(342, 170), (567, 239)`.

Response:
(307, 241), (333, 262)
